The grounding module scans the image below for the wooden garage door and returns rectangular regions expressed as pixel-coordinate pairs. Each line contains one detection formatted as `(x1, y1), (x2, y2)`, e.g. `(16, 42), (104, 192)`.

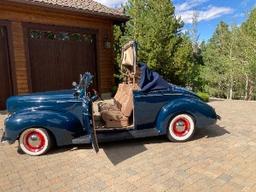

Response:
(0, 26), (12, 110)
(27, 25), (97, 92)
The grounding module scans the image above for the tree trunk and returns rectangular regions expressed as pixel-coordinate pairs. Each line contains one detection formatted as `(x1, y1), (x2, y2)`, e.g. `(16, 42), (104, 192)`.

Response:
(247, 80), (254, 101)
(218, 82), (221, 98)
(229, 86), (233, 100)
(229, 76), (233, 100)
(245, 74), (249, 100)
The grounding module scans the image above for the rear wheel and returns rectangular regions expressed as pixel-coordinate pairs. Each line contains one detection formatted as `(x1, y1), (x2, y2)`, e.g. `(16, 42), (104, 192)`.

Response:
(167, 114), (195, 142)
(19, 128), (51, 156)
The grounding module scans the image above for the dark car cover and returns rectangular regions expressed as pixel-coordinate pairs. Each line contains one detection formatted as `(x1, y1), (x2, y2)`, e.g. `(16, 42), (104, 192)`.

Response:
(138, 63), (170, 92)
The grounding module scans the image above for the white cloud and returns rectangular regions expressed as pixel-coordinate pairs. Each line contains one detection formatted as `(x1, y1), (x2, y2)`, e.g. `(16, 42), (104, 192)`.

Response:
(175, 0), (234, 24)
(94, 0), (127, 8)
(95, 0), (233, 24)
(175, 0), (209, 12)
(178, 6), (234, 23)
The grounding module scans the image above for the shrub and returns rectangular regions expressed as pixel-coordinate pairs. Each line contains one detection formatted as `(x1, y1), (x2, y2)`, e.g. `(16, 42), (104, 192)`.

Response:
(111, 86), (117, 97)
(197, 92), (210, 102)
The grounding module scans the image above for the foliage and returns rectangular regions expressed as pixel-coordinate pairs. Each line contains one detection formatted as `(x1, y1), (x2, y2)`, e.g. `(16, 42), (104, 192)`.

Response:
(112, 1), (256, 100)
(197, 92), (209, 102)
(201, 8), (256, 100)
(239, 8), (256, 100)
(114, 0), (199, 87)
(188, 12), (204, 91)
(201, 22), (234, 98)
(111, 85), (118, 97)
(113, 25), (124, 84)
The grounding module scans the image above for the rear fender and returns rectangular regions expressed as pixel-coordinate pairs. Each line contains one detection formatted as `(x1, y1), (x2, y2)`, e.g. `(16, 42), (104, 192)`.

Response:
(5, 110), (84, 146)
(156, 98), (217, 134)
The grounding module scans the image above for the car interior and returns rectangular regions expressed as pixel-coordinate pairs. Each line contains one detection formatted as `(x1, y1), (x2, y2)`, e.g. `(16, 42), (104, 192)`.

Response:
(94, 41), (140, 130)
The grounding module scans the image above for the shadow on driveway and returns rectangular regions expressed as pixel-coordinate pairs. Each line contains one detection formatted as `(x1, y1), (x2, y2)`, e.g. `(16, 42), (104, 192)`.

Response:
(31, 124), (230, 165)
(102, 125), (230, 165)
(193, 124), (230, 140)
(101, 136), (167, 165)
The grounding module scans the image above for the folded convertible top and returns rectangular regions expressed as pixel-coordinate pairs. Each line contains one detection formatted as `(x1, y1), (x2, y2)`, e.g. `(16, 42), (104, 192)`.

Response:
(138, 63), (170, 92)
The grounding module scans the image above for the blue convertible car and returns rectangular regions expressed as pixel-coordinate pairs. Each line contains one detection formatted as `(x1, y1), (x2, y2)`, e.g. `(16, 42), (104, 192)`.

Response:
(1, 41), (219, 156)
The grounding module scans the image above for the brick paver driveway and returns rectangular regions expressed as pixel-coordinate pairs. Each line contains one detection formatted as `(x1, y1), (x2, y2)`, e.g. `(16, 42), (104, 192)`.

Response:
(0, 100), (256, 192)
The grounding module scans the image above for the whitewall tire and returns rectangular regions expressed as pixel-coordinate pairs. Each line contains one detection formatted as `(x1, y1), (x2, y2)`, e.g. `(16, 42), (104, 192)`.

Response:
(167, 114), (195, 142)
(19, 128), (51, 156)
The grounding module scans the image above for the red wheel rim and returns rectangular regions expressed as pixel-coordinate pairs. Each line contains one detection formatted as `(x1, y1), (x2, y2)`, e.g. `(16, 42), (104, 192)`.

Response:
(23, 130), (45, 152)
(172, 117), (190, 137)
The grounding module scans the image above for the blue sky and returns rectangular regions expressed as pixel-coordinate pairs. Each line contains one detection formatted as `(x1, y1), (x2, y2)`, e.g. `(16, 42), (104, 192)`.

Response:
(95, 0), (256, 41)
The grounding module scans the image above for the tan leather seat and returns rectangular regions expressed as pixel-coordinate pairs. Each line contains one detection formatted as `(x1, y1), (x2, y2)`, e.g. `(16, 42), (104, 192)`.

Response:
(99, 41), (139, 128)
(101, 84), (134, 127)
(98, 83), (125, 112)
(101, 111), (129, 127)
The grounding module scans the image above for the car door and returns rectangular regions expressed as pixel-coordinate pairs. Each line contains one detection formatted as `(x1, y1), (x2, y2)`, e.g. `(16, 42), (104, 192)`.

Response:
(81, 98), (99, 152)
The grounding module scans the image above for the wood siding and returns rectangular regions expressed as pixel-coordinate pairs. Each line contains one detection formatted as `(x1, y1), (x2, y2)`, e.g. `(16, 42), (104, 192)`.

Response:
(0, 1), (115, 94)
(11, 22), (29, 93)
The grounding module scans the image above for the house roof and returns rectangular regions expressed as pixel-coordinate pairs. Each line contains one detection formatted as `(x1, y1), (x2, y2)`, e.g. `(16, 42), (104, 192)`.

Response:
(8, 0), (129, 21)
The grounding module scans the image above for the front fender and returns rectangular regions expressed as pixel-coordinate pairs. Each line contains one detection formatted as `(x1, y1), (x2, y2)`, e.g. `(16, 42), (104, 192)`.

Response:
(4, 110), (84, 146)
(156, 97), (217, 134)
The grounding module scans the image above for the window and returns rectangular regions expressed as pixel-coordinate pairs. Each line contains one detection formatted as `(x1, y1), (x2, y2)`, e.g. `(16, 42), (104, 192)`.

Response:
(29, 30), (94, 43)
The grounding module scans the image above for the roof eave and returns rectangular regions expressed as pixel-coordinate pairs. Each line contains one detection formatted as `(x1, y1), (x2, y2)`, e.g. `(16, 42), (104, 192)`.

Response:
(7, 0), (129, 22)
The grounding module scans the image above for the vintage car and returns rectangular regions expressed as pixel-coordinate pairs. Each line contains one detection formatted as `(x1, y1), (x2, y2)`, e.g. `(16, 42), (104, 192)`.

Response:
(1, 41), (220, 156)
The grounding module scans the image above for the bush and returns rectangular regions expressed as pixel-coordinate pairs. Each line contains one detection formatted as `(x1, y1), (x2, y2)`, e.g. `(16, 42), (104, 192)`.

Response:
(197, 92), (210, 102)
(111, 86), (117, 97)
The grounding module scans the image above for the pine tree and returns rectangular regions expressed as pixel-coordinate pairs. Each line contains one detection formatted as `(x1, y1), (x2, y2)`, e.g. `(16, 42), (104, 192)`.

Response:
(119, 0), (195, 86)
(189, 12), (204, 91)
(201, 22), (233, 98)
(239, 8), (256, 100)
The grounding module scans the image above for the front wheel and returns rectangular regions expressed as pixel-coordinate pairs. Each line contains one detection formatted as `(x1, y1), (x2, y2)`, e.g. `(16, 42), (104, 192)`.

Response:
(167, 114), (195, 142)
(19, 128), (51, 156)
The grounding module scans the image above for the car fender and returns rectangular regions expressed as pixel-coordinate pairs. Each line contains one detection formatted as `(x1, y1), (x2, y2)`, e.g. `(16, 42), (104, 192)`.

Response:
(4, 109), (84, 146)
(156, 97), (217, 134)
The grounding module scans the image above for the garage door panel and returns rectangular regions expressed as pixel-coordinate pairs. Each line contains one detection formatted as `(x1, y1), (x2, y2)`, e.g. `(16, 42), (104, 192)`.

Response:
(28, 26), (97, 92)
(29, 39), (61, 91)
(0, 26), (12, 110)
(71, 41), (97, 80)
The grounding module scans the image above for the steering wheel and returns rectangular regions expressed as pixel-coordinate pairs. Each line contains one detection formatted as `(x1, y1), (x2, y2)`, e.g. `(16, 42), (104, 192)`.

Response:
(73, 72), (96, 99)
(87, 86), (99, 101)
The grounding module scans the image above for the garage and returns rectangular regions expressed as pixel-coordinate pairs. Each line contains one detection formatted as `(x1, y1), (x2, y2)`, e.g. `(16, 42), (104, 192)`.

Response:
(0, 0), (128, 109)
(0, 25), (12, 110)
(26, 24), (98, 92)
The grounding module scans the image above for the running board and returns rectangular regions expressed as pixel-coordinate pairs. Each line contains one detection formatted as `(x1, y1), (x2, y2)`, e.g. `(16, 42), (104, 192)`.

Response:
(72, 135), (90, 145)
(96, 127), (134, 132)
(72, 128), (160, 145)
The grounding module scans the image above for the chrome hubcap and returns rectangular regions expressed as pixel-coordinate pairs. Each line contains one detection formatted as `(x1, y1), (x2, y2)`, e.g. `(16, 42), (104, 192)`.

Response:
(28, 134), (41, 148)
(23, 130), (46, 152)
(172, 117), (190, 137)
(175, 121), (186, 132)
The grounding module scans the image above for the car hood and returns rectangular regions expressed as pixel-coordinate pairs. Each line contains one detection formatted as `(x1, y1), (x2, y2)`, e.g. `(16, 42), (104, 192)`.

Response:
(6, 89), (76, 113)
